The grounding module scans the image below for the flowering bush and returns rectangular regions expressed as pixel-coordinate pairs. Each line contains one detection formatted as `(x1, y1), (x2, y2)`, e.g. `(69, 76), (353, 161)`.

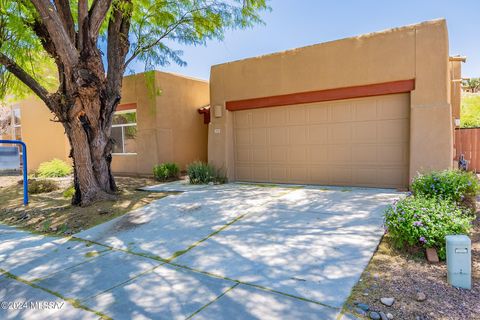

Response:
(411, 170), (479, 214)
(384, 196), (472, 260)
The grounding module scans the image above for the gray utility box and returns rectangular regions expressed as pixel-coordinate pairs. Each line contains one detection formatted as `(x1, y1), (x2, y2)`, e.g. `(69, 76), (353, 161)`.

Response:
(446, 235), (471, 289)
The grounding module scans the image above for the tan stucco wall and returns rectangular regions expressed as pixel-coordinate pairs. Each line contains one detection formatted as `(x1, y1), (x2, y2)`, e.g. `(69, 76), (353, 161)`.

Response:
(111, 71), (209, 175)
(15, 97), (70, 171)
(208, 19), (455, 185)
(13, 71), (209, 175)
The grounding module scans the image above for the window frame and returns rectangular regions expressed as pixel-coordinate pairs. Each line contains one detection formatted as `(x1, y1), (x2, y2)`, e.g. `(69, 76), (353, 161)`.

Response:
(12, 107), (21, 140)
(111, 109), (137, 156)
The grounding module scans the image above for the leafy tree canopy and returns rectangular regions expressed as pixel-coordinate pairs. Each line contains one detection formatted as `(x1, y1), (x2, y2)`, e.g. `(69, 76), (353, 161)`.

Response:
(0, 0), (268, 100)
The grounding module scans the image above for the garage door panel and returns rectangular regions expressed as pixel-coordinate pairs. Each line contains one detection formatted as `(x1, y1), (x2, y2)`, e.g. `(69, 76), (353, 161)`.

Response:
(235, 147), (251, 163)
(270, 146), (288, 163)
(289, 126), (307, 144)
(331, 102), (354, 122)
(234, 112), (251, 128)
(290, 167), (309, 183)
(236, 166), (252, 181)
(251, 128), (267, 145)
(310, 146), (329, 163)
(309, 167), (330, 182)
(329, 123), (352, 143)
(287, 107), (306, 125)
(378, 94), (410, 119)
(271, 167), (288, 182)
(269, 127), (288, 145)
(354, 100), (378, 121)
(252, 166), (269, 181)
(352, 145), (378, 163)
(378, 144), (408, 164)
(377, 119), (409, 142)
(352, 122), (378, 143)
(353, 168), (379, 186)
(288, 146), (308, 163)
(307, 125), (328, 144)
(328, 145), (352, 164)
(268, 109), (287, 126)
(306, 104), (329, 123)
(330, 167), (353, 185)
(251, 110), (267, 127)
(252, 147), (269, 163)
(233, 93), (409, 188)
(235, 128), (251, 145)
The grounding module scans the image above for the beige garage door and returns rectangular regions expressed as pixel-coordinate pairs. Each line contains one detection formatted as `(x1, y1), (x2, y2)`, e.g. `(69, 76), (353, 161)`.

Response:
(233, 93), (410, 188)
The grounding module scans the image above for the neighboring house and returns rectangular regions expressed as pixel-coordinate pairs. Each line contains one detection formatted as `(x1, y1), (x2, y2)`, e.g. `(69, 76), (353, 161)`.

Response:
(207, 19), (463, 189)
(1, 71), (209, 174)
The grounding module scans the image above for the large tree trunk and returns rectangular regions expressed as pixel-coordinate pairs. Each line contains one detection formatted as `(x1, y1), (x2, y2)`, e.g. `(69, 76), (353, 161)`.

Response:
(58, 55), (120, 206)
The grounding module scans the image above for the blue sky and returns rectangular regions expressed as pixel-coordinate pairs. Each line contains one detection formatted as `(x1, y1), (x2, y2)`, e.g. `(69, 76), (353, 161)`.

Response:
(131, 0), (480, 80)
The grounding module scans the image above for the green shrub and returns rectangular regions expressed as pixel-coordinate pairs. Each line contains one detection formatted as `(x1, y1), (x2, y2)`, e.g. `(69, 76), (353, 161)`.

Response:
(411, 170), (479, 214)
(153, 162), (180, 181)
(37, 159), (72, 178)
(63, 186), (75, 198)
(187, 161), (227, 185)
(29, 179), (59, 194)
(384, 196), (473, 260)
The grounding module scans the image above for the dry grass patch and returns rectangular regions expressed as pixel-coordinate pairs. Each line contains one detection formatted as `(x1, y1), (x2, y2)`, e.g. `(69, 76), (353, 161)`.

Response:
(0, 175), (174, 235)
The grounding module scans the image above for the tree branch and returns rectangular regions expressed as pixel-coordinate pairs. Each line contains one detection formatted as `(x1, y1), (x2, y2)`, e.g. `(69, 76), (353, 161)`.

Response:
(0, 53), (51, 106)
(105, 0), (132, 125)
(77, 0), (88, 51)
(29, 0), (79, 66)
(89, 0), (113, 40)
(53, 0), (75, 42)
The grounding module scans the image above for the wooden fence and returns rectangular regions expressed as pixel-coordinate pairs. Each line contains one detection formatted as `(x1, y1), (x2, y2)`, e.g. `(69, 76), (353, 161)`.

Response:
(455, 128), (480, 172)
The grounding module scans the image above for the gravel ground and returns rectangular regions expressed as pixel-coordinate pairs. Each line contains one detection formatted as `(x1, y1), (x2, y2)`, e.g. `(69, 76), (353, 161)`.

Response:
(347, 210), (480, 319)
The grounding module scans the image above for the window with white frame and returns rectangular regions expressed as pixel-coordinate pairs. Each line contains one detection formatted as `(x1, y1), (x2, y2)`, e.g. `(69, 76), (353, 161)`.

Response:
(12, 107), (21, 140)
(112, 110), (137, 154)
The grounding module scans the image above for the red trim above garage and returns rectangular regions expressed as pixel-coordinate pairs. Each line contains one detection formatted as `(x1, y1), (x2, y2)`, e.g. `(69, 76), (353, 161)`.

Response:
(225, 79), (415, 111)
(116, 103), (137, 111)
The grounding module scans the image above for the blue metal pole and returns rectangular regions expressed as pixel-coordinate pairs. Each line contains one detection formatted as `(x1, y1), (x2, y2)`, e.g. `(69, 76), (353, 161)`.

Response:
(0, 140), (28, 205)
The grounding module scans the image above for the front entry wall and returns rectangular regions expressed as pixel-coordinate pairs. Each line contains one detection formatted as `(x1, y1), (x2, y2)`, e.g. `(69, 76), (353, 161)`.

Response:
(233, 94), (410, 188)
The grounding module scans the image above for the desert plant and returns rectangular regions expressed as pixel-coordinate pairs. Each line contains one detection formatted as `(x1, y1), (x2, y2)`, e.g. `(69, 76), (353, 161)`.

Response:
(63, 186), (75, 198)
(153, 163), (180, 181)
(384, 196), (473, 260)
(187, 161), (227, 184)
(29, 179), (59, 194)
(411, 170), (480, 214)
(37, 159), (72, 178)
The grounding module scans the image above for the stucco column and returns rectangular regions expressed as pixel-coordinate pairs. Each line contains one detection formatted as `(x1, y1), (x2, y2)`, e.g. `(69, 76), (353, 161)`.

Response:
(409, 20), (453, 182)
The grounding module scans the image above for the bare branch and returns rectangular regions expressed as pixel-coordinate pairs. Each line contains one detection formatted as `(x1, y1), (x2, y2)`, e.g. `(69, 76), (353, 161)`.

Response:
(77, 0), (88, 51)
(29, 0), (79, 65)
(53, 0), (75, 42)
(0, 53), (51, 106)
(89, 0), (113, 39)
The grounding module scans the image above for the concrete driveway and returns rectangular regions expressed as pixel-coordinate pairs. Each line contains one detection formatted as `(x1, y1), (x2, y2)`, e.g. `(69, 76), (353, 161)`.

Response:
(0, 183), (400, 319)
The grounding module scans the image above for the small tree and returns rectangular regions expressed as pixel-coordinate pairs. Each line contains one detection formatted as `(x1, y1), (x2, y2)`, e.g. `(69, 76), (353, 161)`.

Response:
(0, 0), (268, 206)
(463, 78), (480, 93)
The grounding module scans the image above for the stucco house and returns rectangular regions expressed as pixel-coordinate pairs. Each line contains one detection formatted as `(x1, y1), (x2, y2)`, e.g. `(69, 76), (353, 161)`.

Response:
(206, 19), (463, 189)
(1, 19), (465, 189)
(0, 71), (209, 175)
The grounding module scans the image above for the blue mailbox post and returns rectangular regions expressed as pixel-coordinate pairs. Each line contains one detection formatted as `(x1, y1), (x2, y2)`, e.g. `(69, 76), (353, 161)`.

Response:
(0, 140), (28, 205)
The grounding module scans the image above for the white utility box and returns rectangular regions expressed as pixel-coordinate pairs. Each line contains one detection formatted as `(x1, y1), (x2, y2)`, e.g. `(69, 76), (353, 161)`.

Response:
(446, 235), (471, 289)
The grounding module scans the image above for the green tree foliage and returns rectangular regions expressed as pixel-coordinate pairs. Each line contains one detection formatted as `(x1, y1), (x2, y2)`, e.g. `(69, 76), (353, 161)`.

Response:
(461, 94), (480, 128)
(0, 0), (268, 99)
(462, 78), (480, 93)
